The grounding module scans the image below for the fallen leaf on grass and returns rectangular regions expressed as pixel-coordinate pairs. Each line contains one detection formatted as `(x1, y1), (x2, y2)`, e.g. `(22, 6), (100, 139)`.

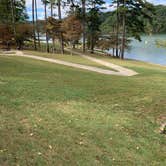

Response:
(38, 152), (42, 155)
(0, 149), (7, 153)
(30, 133), (34, 136)
(49, 145), (53, 149)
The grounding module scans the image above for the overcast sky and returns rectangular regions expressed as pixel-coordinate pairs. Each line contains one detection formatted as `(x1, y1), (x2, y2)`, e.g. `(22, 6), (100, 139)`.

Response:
(26, 0), (166, 20)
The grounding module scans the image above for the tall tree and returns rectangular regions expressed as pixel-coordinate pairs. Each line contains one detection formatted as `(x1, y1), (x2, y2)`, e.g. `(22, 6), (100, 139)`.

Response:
(0, 0), (28, 24)
(49, 0), (56, 52)
(115, 0), (120, 57)
(81, 0), (86, 53)
(32, 0), (37, 50)
(35, 0), (41, 48)
(15, 23), (33, 50)
(50, 0), (54, 16)
(121, 0), (126, 59)
(86, 0), (105, 53)
(112, 0), (154, 59)
(42, 0), (50, 52)
(57, 0), (64, 54)
(46, 17), (63, 46)
(0, 0), (28, 48)
(62, 15), (82, 49)
(11, 0), (16, 38)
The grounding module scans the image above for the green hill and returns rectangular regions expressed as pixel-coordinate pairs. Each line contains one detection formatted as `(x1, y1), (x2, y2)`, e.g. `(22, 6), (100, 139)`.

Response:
(0, 52), (165, 165)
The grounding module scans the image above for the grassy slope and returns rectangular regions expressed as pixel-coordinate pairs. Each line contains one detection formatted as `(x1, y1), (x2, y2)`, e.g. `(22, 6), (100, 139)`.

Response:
(0, 54), (166, 165)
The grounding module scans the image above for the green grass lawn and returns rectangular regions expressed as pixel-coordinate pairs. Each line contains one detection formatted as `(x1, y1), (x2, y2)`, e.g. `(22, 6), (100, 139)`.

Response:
(0, 53), (166, 165)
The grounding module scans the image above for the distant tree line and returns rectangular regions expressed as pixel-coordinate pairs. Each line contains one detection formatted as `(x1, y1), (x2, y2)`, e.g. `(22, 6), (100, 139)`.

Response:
(100, 5), (166, 34)
(0, 0), (159, 59)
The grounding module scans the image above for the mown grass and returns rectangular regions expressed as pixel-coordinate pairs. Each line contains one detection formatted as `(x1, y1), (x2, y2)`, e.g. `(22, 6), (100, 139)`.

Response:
(0, 53), (166, 165)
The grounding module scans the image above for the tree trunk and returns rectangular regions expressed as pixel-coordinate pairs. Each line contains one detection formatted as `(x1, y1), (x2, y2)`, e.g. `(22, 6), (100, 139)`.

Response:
(35, 0), (40, 49)
(116, 0), (119, 58)
(112, 26), (115, 57)
(51, 1), (53, 17)
(44, 2), (49, 53)
(119, 47), (121, 57)
(82, 0), (86, 53)
(11, 0), (16, 39)
(32, 0), (37, 50)
(90, 35), (94, 53)
(50, 1), (55, 53)
(72, 43), (75, 49)
(121, 0), (126, 59)
(113, 48), (115, 56)
(58, 0), (64, 54)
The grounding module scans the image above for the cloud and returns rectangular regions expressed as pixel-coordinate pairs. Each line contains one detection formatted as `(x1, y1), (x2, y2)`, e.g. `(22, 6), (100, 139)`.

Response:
(26, 0), (166, 20)
(26, 0), (43, 8)
(148, 0), (166, 5)
(26, 0), (69, 20)
(26, 0), (44, 20)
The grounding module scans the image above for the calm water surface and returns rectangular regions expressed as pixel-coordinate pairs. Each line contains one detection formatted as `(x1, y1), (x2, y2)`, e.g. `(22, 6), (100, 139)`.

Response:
(124, 34), (166, 66)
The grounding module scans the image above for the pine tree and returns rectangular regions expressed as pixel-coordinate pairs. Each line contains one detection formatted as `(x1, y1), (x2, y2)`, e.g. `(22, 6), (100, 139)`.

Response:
(42, 0), (50, 53)
(57, 0), (64, 54)
(35, 0), (41, 48)
(86, 0), (105, 53)
(113, 0), (154, 59)
(32, 0), (37, 50)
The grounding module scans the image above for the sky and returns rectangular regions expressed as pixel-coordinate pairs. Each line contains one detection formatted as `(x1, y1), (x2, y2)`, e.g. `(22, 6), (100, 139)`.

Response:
(26, 0), (166, 20)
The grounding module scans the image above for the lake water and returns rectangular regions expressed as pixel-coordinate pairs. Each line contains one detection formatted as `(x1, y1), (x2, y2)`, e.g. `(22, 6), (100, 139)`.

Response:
(124, 34), (166, 66)
(41, 34), (166, 66)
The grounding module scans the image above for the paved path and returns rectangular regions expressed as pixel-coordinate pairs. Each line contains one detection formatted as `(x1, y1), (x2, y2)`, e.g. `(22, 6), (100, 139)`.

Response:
(65, 49), (138, 76)
(4, 50), (138, 76)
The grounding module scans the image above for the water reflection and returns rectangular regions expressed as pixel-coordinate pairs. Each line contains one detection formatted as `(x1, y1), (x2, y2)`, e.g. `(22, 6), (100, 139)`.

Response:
(125, 34), (166, 66)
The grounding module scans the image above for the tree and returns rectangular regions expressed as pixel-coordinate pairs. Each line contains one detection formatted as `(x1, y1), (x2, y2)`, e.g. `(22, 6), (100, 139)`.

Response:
(49, 0), (57, 52)
(46, 17), (63, 51)
(32, 0), (37, 50)
(149, 5), (166, 33)
(111, 0), (154, 59)
(86, 0), (105, 53)
(68, 0), (86, 52)
(11, 0), (16, 38)
(42, 0), (50, 53)
(57, 0), (64, 54)
(0, 0), (28, 23)
(68, 0), (80, 15)
(0, 24), (13, 50)
(62, 15), (82, 49)
(0, 23), (33, 50)
(50, 0), (54, 16)
(121, 0), (126, 59)
(0, 0), (28, 48)
(116, 0), (120, 58)
(35, 0), (41, 48)
(15, 23), (33, 49)
(81, 0), (86, 53)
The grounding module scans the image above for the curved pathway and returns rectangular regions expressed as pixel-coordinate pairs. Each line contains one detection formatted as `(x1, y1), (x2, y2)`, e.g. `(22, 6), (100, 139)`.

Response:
(66, 49), (138, 76)
(3, 50), (138, 76)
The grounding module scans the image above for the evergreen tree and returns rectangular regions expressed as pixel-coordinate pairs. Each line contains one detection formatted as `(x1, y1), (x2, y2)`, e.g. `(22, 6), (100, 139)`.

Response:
(86, 0), (105, 53)
(42, 0), (50, 53)
(0, 0), (28, 24)
(57, 0), (64, 54)
(112, 0), (154, 59)
(0, 0), (28, 48)
(35, 0), (41, 48)
(32, 0), (37, 50)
